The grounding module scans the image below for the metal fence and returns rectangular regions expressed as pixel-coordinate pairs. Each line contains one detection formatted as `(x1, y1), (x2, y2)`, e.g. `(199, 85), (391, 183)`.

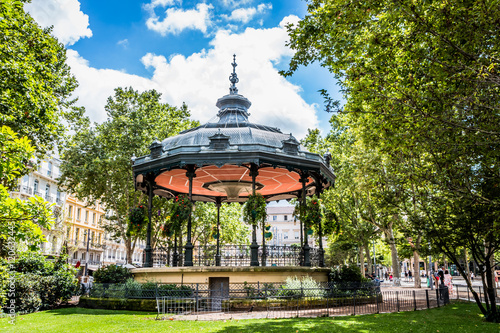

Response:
(147, 245), (322, 267)
(84, 282), (449, 320)
(452, 284), (500, 303)
(155, 287), (449, 320)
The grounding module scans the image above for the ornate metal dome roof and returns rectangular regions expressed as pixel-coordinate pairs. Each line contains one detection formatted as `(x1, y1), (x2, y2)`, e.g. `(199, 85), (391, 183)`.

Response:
(133, 55), (334, 202)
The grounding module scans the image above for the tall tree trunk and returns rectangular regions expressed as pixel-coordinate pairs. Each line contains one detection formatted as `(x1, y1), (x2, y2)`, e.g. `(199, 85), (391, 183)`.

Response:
(413, 249), (421, 288)
(385, 227), (400, 286)
(359, 246), (365, 277)
(364, 242), (372, 276)
(465, 248), (470, 282)
(126, 238), (133, 264)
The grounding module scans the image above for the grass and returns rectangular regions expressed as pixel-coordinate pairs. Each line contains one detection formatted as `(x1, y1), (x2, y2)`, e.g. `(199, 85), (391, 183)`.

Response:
(0, 302), (498, 333)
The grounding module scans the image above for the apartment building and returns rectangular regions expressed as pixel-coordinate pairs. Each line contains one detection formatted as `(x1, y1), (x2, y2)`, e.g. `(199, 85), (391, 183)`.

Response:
(10, 156), (66, 258)
(256, 201), (327, 248)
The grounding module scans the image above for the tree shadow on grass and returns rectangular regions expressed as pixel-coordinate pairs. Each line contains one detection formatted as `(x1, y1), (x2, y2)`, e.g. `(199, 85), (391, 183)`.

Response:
(44, 307), (156, 317)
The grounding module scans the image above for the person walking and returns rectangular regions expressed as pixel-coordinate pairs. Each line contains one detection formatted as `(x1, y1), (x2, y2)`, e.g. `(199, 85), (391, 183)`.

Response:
(408, 270), (413, 282)
(444, 269), (453, 294)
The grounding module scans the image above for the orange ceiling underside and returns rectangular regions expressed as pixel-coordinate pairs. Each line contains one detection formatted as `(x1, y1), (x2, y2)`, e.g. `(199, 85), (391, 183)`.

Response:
(155, 165), (313, 198)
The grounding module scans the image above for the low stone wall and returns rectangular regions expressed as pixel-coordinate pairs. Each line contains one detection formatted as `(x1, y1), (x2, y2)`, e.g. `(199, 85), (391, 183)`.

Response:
(131, 266), (330, 284)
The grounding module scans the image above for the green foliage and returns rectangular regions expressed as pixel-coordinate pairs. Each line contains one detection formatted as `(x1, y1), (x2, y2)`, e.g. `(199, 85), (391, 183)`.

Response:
(2, 252), (78, 313)
(93, 264), (132, 284)
(0, 0), (80, 157)
(330, 265), (366, 284)
(191, 202), (249, 247)
(242, 193), (267, 227)
(278, 276), (324, 298)
(0, 126), (54, 255)
(169, 194), (193, 233)
(0, 263), (8, 308)
(59, 87), (198, 263)
(127, 205), (147, 237)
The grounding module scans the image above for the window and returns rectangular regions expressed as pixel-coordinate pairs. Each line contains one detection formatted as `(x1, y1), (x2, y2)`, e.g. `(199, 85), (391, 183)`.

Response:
(98, 233), (101, 244)
(284, 215), (288, 221)
(73, 252), (78, 259)
(34, 179), (39, 193)
(273, 215), (277, 221)
(56, 191), (61, 202)
(294, 231), (299, 239)
(92, 212), (96, 225)
(85, 210), (89, 223)
(90, 253), (94, 261)
(284, 234), (289, 239)
(81, 253), (86, 260)
(48, 162), (52, 177)
(45, 184), (50, 199)
(77, 208), (81, 220)
(68, 205), (73, 218)
(75, 228), (80, 242)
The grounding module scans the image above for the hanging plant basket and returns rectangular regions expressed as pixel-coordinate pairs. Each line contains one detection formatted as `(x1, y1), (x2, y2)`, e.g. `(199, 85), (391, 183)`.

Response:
(128, 205), (147, 232)
(169, 194), (193, 232)
(210, 225), (220, 240)
(307, 228), (314, 235)
(243, 193), (267, 226)
(161, 222), (175, 238)
(264, 223), (271, 231)
(264, 231), (273, 240)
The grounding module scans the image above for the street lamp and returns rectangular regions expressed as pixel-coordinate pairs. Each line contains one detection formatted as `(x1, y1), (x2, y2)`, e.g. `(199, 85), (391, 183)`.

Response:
(83, 229), (91, 276)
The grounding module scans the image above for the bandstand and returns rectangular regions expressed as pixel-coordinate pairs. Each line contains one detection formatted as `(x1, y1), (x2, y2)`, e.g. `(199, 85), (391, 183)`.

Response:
(131, 56), (335, 284)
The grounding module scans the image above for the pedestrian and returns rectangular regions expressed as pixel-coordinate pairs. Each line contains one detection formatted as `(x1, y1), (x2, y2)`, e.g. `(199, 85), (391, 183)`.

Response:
(408, 270), (413, 281)
(405, 270), (408, 282)
(495, 271), (499, 288)
(438, 268), (445, 287)
(471, 272), (475, 281)
(444, 269), (453, 294)
(389, 273), (393, 282)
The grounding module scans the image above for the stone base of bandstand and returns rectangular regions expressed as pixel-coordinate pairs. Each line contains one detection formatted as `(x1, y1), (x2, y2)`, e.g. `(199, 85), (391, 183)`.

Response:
(131, 266), (330, 284)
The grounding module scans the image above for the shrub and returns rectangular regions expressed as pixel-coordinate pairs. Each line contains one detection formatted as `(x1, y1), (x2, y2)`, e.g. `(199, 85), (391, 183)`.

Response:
(1, 252), (78, 314)
(329, 265), (367, 284)
(278, 276), (324, 298)
(0, 262), (8, 308)
(9, 273), (42, 313)
(93, 264), (132, 283)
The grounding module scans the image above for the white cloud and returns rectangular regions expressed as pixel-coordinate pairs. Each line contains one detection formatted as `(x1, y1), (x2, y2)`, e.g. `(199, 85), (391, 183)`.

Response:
(140, 15), (318, 137)
(146, 3), (213, 35)
(222, 3), (272, 24)
(65, 50), (159, 124)
(62, 14), (317, 138)
(220, 0), (254, 8)
(24, 0), (92, 46)
(117, 39), (129, 48)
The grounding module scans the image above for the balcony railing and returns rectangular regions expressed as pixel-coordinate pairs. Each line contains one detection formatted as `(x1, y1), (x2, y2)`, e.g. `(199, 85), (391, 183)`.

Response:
(146, 245), (322, 268)
(71, 259), (102, 266)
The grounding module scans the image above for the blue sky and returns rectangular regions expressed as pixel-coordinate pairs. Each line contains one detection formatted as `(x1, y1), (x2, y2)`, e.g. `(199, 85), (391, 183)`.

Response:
(26, 0), (341, 138)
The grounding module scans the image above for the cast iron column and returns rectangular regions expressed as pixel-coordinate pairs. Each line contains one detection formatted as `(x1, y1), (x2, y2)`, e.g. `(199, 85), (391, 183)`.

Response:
(145, 176), (154, 267)
(215, 197), (221, 266)
(316, 182), (325, 267)
(250, 164), (259, 266)
(301, 173), (311, 267)
(184, 165), (196, 266)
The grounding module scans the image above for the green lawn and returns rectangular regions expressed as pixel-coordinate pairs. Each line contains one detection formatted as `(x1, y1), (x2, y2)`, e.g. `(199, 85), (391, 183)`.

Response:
(0, 302), (498, 333)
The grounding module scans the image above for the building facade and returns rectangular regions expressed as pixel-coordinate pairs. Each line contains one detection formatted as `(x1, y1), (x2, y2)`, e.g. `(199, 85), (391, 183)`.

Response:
(10, 156), (66, 258)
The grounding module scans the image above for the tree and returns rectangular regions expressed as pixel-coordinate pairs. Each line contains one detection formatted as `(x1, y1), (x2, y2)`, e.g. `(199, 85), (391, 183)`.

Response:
(0, 0), (81, 157)
(0, 126), (54, 255)
(284, 0), (500, 320)
(191, 202), (249, 247)
(59, 87), (198, 264)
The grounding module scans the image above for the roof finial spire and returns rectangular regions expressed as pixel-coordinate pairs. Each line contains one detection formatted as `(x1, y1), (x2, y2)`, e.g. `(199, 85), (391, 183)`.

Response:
(229, 54), (239, 95)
